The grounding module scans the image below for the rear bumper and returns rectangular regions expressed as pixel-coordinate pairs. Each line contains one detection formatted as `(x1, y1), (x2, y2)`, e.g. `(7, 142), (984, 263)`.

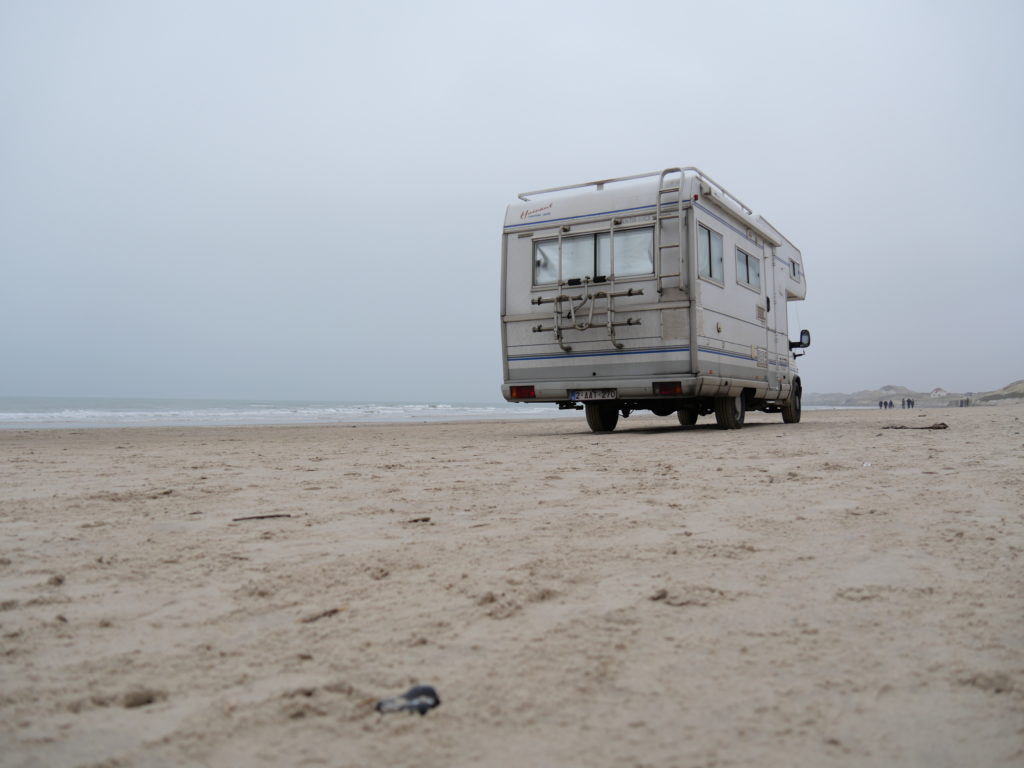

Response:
(502, 374), (790, 403)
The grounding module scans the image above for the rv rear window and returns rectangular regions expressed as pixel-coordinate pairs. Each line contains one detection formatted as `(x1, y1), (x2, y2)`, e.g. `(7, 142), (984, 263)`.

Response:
(736, 248), (761, 290)
(533, 241), (559, 284)
(599, 228), (654, 277)
(561, 234), (594, 281)
(697, 225), (724, 283)
(532, 228), (653, 285)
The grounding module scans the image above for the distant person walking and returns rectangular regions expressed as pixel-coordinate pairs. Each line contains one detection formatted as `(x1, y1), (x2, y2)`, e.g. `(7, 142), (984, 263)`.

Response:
(879, 400), (884, 409)
(901, 398), (906, 409)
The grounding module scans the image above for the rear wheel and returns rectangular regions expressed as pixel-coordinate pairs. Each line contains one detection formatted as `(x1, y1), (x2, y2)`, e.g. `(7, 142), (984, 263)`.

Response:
(677, 408), (698, 426)
(585, 402), (619, 433)
(714, 395), (745, 429)
(782, 384), (802, 423)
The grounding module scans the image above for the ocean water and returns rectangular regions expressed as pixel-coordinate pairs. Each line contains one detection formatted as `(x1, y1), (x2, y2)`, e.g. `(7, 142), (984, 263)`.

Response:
(0, 397), (577, 430)
(0, 397), (866, 430)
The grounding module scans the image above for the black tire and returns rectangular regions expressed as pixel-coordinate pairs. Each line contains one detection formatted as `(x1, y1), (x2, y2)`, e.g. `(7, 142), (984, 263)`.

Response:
(714, 395), (745, 429)
(585, 402), (619, 433)
(782, 384), (802, 423)
(677, 408), (698, 426)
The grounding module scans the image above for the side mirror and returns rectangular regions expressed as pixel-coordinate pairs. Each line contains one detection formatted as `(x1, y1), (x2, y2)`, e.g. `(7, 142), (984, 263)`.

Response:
(789, 329), (811, 350)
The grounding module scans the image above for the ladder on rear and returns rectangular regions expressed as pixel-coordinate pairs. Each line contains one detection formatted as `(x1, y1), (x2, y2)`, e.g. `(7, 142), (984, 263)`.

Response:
(655, 167), (686, 295)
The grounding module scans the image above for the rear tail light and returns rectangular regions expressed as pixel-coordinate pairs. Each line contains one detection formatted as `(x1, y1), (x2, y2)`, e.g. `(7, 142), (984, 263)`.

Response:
(510, 385), (536, 399)
(653, 381), (683, 396)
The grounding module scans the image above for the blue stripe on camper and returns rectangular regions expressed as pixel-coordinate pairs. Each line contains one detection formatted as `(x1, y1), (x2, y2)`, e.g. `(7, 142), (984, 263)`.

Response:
(692, 203), (762, 248)
(699, 347), (758, 362)
(508, 345), (762, 363)
(509, 345), (689, 362)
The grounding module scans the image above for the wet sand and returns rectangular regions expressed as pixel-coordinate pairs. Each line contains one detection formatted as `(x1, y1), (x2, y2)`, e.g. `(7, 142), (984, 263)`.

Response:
(1, 407), (1022, 767)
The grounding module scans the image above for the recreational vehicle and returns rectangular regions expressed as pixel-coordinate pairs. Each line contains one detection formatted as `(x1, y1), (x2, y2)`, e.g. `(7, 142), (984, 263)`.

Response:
(499, 167), (810, 432)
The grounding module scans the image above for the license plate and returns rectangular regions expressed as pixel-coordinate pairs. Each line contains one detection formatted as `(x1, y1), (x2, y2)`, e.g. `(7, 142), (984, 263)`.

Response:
(570, 389), (617, 401)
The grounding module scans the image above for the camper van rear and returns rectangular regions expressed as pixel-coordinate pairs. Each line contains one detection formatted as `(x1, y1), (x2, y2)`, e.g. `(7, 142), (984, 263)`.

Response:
(500, 167), (810, 432)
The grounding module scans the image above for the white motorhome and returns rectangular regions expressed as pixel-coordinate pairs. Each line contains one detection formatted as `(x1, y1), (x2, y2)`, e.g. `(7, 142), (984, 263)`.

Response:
(500, 167), (810, 432)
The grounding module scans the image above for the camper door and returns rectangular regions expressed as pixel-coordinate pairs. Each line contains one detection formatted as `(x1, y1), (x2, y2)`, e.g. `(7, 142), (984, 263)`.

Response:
(764, 246), (784, 391)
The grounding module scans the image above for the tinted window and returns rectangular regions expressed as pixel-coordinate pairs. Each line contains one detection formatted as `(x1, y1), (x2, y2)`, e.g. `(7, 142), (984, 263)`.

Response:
(698, 225), (724, 282)
(736, 248), (761, 289)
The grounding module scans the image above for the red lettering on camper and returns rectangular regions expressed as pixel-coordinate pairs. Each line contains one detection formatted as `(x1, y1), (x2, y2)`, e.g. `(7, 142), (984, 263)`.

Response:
(520, 203), (553, 220)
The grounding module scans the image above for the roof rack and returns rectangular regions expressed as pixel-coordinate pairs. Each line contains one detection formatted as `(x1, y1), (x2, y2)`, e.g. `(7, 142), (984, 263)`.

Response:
(517, 166), (754, 216)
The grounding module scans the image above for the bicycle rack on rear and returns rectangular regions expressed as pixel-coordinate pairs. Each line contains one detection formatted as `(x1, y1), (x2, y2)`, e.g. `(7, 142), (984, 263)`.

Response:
(532, 277), (643, 353)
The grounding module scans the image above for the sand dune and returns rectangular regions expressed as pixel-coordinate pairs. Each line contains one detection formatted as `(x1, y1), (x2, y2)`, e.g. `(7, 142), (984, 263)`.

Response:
(1, 407), (1022, 767)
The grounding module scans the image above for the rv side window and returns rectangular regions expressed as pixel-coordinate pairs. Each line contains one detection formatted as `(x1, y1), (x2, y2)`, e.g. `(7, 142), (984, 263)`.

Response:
(532, 228), (654, 285)
(697, 225), (724, 283)
(736, 248), (761, 290)
(790, 259), (801, 281)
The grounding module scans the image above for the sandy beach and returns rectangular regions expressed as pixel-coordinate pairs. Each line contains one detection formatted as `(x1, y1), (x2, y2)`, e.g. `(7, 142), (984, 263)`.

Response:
(1, 407), (1021, 767)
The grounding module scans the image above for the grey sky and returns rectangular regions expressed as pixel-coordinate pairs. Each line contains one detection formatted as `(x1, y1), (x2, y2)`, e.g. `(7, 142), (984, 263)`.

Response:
(2, 0), (1021, 401)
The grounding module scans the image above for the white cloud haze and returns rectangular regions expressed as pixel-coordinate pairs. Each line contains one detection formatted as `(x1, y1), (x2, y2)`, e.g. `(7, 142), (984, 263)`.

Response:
(2, 0), (1021, 400)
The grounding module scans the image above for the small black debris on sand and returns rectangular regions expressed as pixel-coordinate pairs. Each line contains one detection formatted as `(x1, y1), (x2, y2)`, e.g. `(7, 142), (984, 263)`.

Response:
(122, 688), (166, 708)
(376, 685), (441, 715)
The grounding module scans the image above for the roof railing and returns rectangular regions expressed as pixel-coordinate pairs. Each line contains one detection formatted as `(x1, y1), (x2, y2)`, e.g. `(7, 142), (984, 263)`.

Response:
(517, 166), (754, 216)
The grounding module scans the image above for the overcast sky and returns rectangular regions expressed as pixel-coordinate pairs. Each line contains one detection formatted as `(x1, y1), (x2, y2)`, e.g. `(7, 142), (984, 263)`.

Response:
(2, 0), (1021, 401)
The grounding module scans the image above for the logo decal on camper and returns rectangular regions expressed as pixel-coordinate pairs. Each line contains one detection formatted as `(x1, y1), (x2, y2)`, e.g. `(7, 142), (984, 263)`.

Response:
(521, 203), (553, 220)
